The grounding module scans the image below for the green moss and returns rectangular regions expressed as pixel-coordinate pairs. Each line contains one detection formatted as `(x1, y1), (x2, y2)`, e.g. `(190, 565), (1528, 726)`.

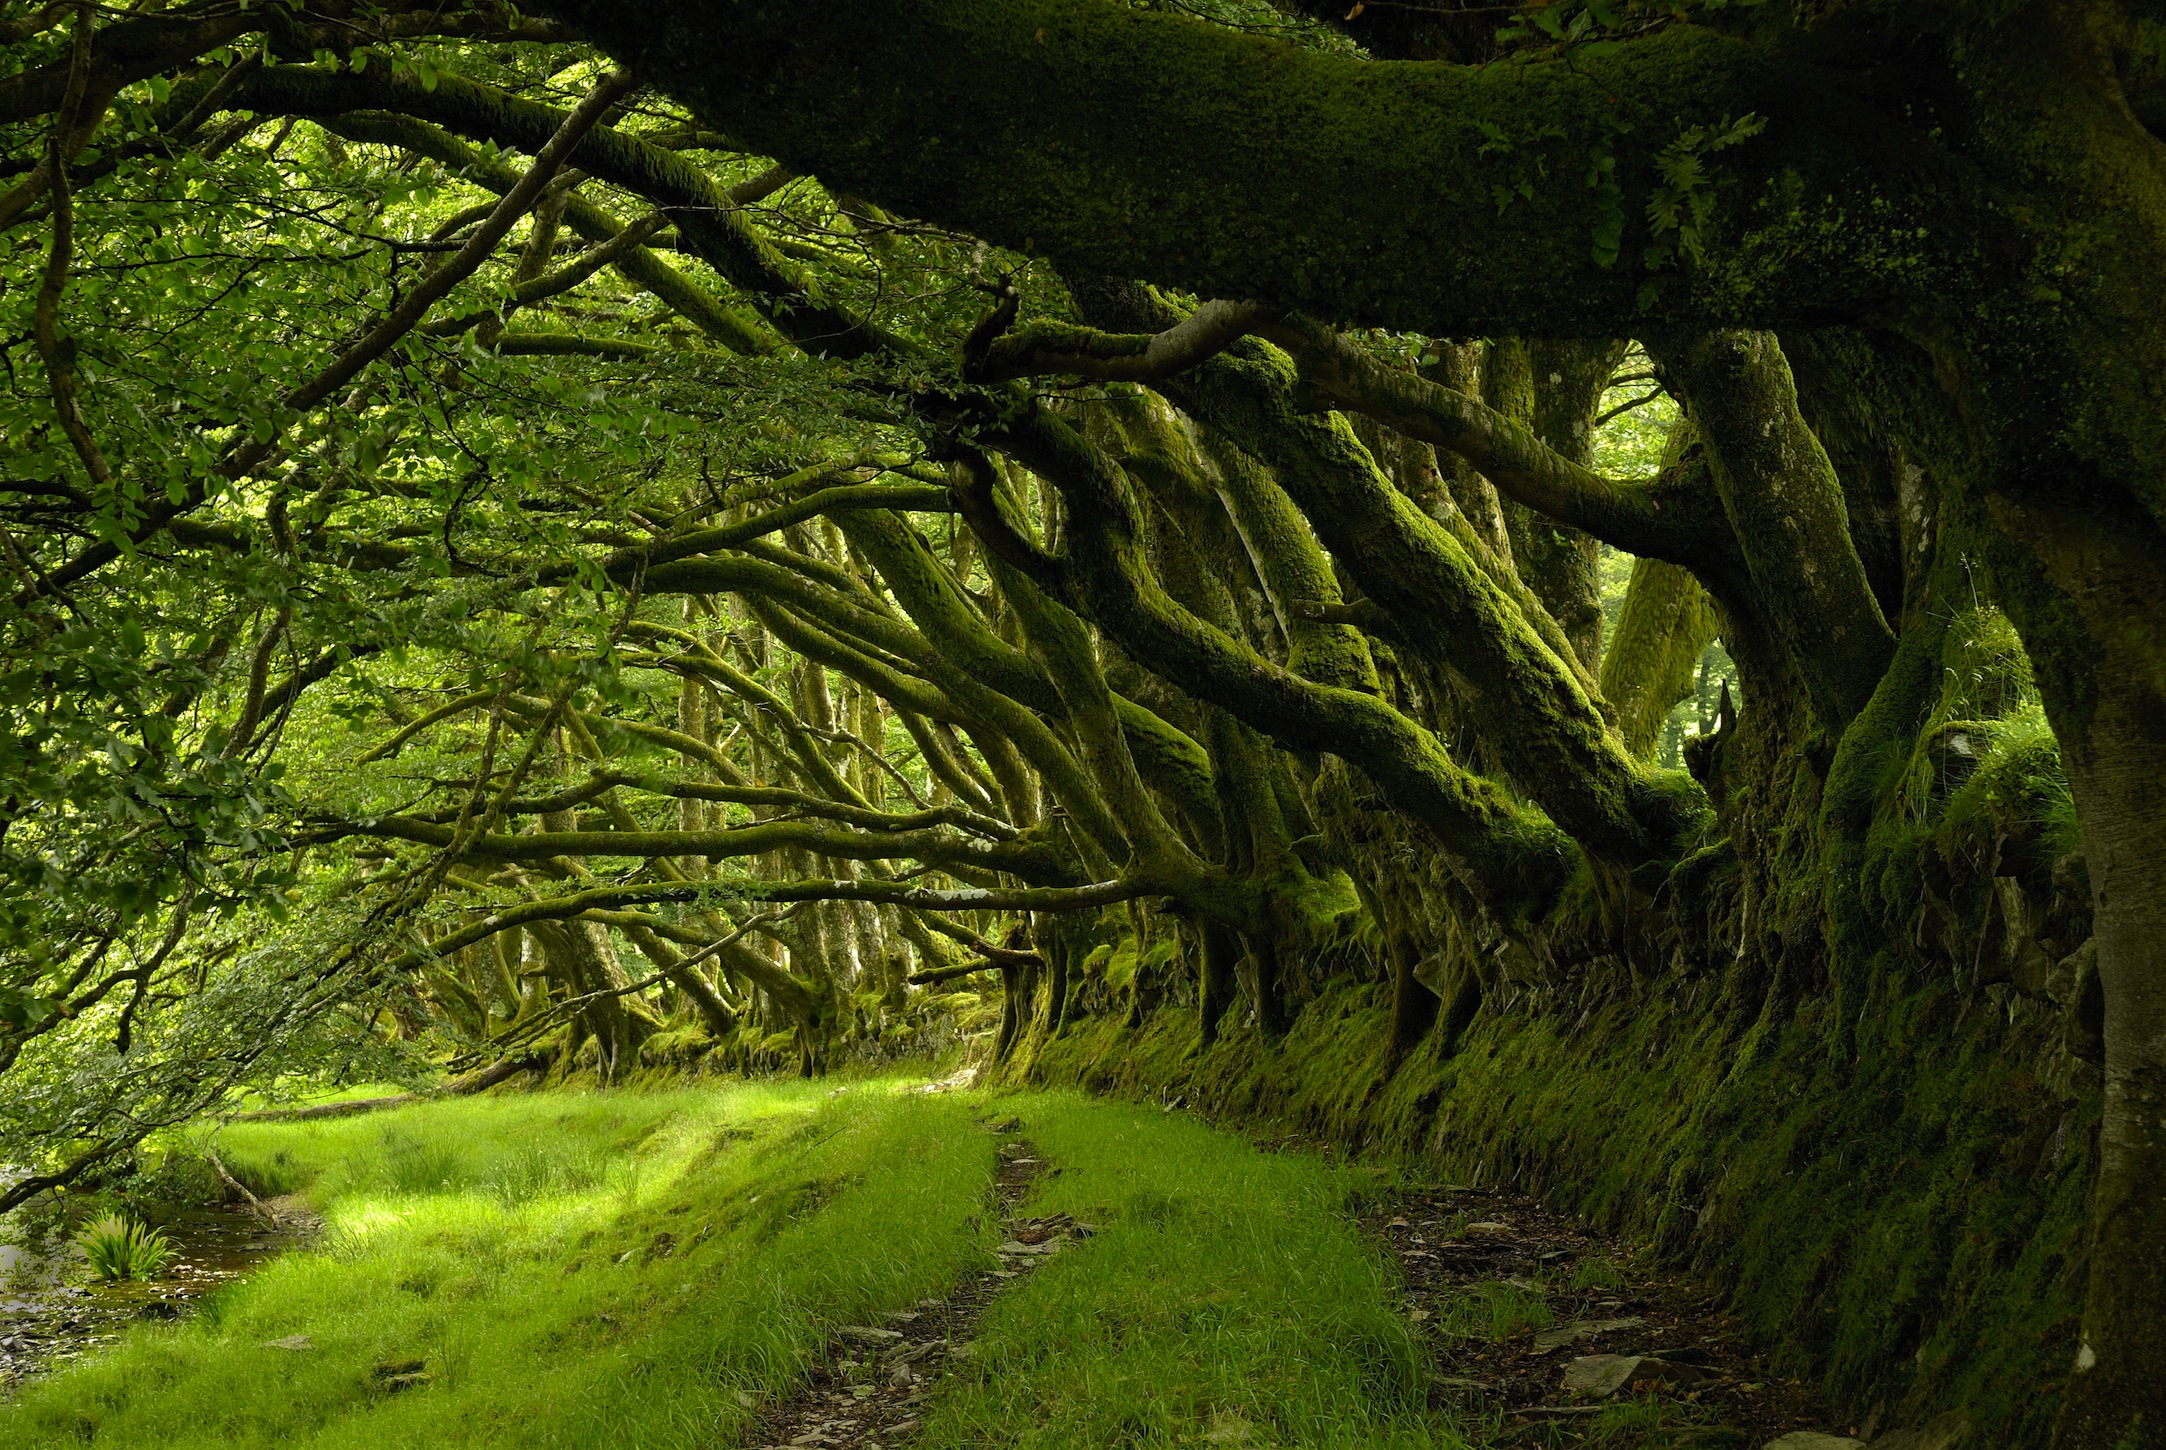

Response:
(1022, 952), (2089, 1446)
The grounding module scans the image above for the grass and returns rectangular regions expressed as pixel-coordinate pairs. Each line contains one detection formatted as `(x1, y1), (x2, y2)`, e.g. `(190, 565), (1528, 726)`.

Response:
(1433, 1279), (1552, 1343)
(2, 1083), (1473, 1448)
(1571, 1256), (1629, 1294)
(2, 1082), (996, 1449)
(920, 1092), (1461, 1449)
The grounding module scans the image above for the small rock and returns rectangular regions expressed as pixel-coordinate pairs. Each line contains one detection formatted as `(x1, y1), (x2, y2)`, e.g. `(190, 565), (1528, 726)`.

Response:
(260, 1334), (313, 1350)
(883, 1310), (921, 1323)
(837, 1326), (905, 1346)
(888, 1417), (922, 1437)
(1564, 1354), (1710, 1399)
(1203, 1410), (1253, 1443)
(1387, 1216), (1412, 1229)
(1589, 1316), (1646, 1331)
(1409, 1307), (1431, 1323)
(1466, 1221), (1513, 1234)
(1529, 1316), (1645, 1354)
(373, 1358), (427, 1379)
(1760, 1435), (1863, 1450)
(1870, 1411), (1970, 1450)
(983, 1116), (1021, 1134)
(999, 1238), (1060, 1256)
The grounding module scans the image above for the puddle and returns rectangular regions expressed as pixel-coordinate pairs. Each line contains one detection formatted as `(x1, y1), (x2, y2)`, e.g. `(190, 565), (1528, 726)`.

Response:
(2, 1201), (312, 1391)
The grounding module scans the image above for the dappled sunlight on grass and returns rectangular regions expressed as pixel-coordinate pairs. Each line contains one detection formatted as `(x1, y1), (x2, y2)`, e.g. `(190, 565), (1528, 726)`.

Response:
(1, 1080), (993, 1450)
(6, 1082), (1490, 1448)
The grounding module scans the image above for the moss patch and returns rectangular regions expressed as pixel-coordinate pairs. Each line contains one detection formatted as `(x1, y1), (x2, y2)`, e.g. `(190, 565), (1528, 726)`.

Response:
(1019, 956), (2090, 1447)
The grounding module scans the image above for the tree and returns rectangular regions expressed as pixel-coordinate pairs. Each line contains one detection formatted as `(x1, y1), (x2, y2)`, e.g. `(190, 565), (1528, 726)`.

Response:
(0, 2), (2155, 1442)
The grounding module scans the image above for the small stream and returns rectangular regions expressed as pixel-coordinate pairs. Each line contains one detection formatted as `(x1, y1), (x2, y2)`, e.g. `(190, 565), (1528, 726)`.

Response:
(1, 1203), (310, 1391)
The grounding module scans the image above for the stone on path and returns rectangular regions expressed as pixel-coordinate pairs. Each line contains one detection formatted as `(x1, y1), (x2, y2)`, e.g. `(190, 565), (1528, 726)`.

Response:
(836, 1325), (904, 1346)
(1532, 1316), (1647, 1353)
(1203, 1410), (1254, 1443)
(1564, 1353), (1710, 1398)
(1761, 1434), (1865, 1449)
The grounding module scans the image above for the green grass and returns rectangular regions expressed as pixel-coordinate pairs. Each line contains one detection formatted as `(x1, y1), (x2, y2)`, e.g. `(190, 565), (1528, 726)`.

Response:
(921, 1092), (1461, 1449)
(1433, 1279), (1552, 1344)
(225, 1081), (412, 1114)
(3, 1084), (1469, 1448)
(2, 1082), (996, 1449)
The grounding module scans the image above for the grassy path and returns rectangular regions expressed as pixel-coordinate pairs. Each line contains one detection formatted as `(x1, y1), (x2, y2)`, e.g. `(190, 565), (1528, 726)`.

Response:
(920, 1094), (1445, 1449)
(0, 1081), (1459, 1448)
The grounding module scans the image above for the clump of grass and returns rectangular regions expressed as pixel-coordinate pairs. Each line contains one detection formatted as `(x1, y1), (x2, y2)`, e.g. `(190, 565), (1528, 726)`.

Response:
(482, 1142), (612, 1206)
(1572, 1255), (1629, 1293)
(76, 1214), (172, 1283)
(1587, 1393), (1688, 1443)
(1436, 1278), (1553, 1342)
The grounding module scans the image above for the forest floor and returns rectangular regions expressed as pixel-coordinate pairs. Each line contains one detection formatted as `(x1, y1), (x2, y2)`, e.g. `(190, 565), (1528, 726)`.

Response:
(0, 1075), (1875, 1449)
(1352, 1175), (1846, 1448)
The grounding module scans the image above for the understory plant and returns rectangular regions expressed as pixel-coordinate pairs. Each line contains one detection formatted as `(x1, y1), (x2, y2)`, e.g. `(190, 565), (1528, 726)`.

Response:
(76, 1214), (172, 1283)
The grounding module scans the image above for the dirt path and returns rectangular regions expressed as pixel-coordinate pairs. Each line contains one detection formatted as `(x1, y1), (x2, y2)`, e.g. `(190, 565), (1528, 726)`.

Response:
(746, 1120), (1083, 1450)
(1361, 1179), (1857, 1447)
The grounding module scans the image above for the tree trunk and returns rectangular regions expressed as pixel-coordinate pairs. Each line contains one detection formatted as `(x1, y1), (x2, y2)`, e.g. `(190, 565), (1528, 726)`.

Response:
(2056, 725), (2166, 1447)
(1198, 919), (1241, 1047)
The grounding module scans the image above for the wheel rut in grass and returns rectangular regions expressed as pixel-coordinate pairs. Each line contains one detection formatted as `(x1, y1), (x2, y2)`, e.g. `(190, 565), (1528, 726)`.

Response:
(748, 1119), (1086, 1450)
(1362, 1180), (1904, 1447)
